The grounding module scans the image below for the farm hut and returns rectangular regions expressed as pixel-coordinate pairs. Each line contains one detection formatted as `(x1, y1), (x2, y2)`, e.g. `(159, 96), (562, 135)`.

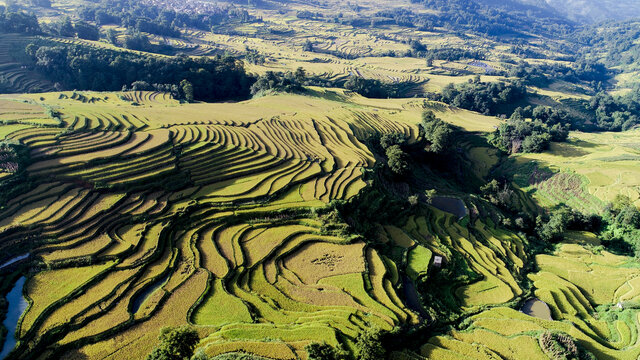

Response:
(433, 256), (443, 268)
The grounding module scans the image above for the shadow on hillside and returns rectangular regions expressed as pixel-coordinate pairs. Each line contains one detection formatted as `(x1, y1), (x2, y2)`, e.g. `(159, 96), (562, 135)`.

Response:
(550, 142), (590, 158)
(568, 138), (598, 148)
(60, 350), (89, 360)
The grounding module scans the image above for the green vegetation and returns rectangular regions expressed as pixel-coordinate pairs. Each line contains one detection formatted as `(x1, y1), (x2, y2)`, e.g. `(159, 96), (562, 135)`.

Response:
(429, 79), (527, 116)
(24, 40), (253, 101)
(146, 326), (199, 360)
(421, 110), (454, 154)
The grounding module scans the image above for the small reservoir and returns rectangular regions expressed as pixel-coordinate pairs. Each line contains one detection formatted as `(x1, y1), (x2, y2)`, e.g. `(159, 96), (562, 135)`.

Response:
(521, 298), (552, 320)
(431, 196), (468, 219)
(0, 277), (27, 359)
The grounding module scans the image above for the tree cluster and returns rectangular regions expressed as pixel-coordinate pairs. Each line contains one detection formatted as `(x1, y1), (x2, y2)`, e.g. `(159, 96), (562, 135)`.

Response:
(409, 0), (573, 38)
(250, 68), (306, 96)
(78, 0), (257, 36)
(535, 205), (601, 243)
(508, 60), (610, 89)
(424, 47), (486, 62)
(344, 76), (406, 98)
(571, 20), (640, 71)
(421, 110), (454, 154)
(489, 106), (570, 154)
(25, 41), (254, 102)
(30, 0), (51, 7)
(43, 17), (101, 40)
(305, 342), (348, 360)
(480, 179), (518, 211)
(430, 79), (527, 116)
(0, 8), (40, 34)
(588, 91), (640, 131)
(601, 195), (640, 257)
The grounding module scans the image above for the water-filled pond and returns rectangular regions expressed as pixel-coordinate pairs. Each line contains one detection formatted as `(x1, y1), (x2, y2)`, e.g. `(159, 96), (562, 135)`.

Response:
(521, 297), (552, 320)
(402, 276), (429, 322)
(0, 277), (27, 359)
(131, 272), (170, 314)
(431, 196), (468, 219)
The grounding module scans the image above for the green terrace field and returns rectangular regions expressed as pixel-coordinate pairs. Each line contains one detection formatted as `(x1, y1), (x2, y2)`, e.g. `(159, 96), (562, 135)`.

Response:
(0, 34), (55, 94)
(402, 242), (640, 360)
(501, 129), (640, 213)
(0, 89), (515, 359)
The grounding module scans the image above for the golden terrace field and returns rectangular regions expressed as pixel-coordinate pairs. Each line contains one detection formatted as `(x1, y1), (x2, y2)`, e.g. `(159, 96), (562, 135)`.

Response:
(1, 88), (636, 360)
(0, 88), (521, 359)
(0, 89), (491, 359)
(407, 243), (640, 360)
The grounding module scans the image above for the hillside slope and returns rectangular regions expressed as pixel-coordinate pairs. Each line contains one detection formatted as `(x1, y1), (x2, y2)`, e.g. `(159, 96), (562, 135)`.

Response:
(522, 0), (640, 22)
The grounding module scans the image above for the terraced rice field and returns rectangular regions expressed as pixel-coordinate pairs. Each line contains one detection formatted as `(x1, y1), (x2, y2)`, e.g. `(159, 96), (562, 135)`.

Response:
(0, 34), (55, 94)
(0, 90), (448, 359)
(0, 87), (536, 358)
(399, 210), (527, 309)
(403, 242), (640, 360)
(509, 129), (640, 212)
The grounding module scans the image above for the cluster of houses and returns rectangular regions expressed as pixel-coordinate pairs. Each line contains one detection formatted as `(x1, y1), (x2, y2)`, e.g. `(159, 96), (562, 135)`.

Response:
(140, 0), (226, 15)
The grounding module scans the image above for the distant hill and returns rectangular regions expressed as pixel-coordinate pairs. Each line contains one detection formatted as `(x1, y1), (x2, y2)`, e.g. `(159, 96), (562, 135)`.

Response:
(521, 0), (640, 23)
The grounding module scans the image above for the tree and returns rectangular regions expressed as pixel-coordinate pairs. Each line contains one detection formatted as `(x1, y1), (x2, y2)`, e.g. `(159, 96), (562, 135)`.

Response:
(303, 39), (314, 51)
(380, 132), (406, 150)
(408, 194), (419, 207)
(106, 29), (118, 45)
(521, 133), (551, 153)
(386, 145), (409, 176)
(74, 21), (100, 40)
(410, 39), (427, 53)
(294, 67), (307, 83)
(58, 17), (75, 37)
(536, 207), (572, 242)
(425, 189), (436, 204)
(305, 342), (346, 360)
(145, 326), (199, 360)
(124, 32), (151, 51)
(180, 79), (194, 102)
(355, 328), (385, 360)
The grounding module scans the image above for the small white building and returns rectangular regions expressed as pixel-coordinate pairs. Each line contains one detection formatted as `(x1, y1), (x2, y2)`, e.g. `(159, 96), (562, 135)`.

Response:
(433, 256), (443, 268)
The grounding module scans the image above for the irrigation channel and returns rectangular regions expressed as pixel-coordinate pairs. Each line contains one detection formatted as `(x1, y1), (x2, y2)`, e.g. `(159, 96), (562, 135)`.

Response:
(0, 255), (29, 271)
(0, 277), (27, 359)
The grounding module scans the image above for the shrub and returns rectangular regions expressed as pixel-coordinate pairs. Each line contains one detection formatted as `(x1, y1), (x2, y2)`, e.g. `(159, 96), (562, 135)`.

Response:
(146, 326), (199, 360)
(305, 342), (347, 360)
(355, 328), (385, 360)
